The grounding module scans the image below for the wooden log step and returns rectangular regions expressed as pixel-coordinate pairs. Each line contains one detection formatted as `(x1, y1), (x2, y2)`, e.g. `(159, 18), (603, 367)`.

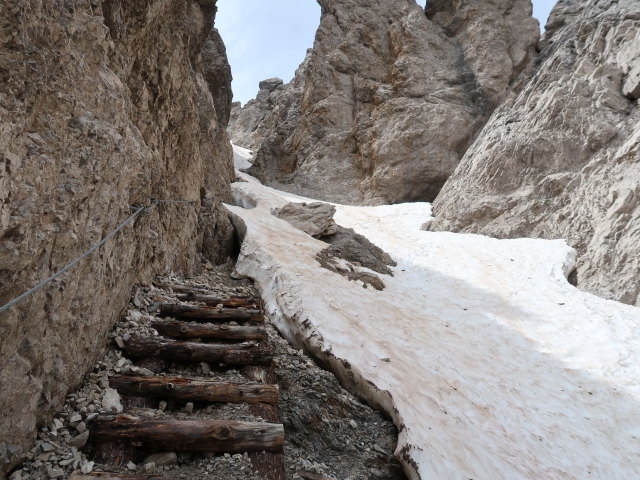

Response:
(90, 415), (285, 453)
(175, 293), (259, 308)
(159, 304), (263, 322)
(152, 319), (266, 340)
(70, 473), (172, 480)
(109, 375), (279, 404)
(153, 282), (210, 294)
(122, 336), (273, 366)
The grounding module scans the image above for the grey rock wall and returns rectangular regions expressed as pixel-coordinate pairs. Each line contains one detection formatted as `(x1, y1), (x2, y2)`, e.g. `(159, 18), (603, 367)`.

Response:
(431, 0), (640, 306)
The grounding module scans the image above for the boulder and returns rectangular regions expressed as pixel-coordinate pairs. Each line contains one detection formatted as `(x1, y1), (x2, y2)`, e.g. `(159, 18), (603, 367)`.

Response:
(273, 202), (338, 238)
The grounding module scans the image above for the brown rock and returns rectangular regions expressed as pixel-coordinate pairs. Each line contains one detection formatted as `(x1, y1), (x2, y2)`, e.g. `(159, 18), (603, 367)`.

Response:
(232, 0), (539, 204)
(0, 0), (234, 475)
(272, 202), (338, 238)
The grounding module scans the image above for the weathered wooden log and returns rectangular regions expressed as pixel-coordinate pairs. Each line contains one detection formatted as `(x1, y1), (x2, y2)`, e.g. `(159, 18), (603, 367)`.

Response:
(123, 336), (273, 366)
(70, 473), (171, 480)
(109, 375), (279, 404)
(175, 293), (259, 308)
(152, 319), (266, 340)
(159, 303), (263, 322)
(153, 282), (210, 294)
(90, 415), (285, 453)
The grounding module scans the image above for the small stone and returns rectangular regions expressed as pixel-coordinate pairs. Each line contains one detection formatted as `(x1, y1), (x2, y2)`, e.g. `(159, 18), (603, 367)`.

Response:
(40, 443), (54, 453)
(349, 420), (357, 428)
(58, 458), (75, 467)
(81, 461), (94, 474)
(127, 461), (137, 471)
(52, 419), (63, 431)
(67, 413), (82, 425)
(75, 422), (87, 434)
(69, 431), (89, 448)
(200, 362), (211, 374)
(85, 413), (99, 423)
(9, 469), (22, 480)
(144, 462), (156, 472)
(133, 293), (142, 308)
(158, 401), (167, 411)
(37, 452), (52, 462)
(46, 467), (64, 478)
(102, 388), (123, 413)
(143, 452), (177, 467)
(114, 336), (125, 349)
(184, 402), (194, 414)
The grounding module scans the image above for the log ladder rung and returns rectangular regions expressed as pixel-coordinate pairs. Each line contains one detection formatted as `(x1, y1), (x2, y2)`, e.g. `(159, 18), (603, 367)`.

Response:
(159, 303), (264, 323)
(151, 319), (267, 340)
(89, 415), (285, 453)
(70, 473), (173, 480)
(109, 375), (279, 404)
(175, 293), (260, 308)
(122, 336), (273, 366)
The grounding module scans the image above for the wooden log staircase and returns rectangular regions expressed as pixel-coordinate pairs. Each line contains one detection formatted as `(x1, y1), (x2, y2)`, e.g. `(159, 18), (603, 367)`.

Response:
(75, 283), (285, 480)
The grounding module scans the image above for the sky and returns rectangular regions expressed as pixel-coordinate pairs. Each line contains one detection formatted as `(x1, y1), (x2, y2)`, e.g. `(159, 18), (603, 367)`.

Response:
(216, 0), (559, 106)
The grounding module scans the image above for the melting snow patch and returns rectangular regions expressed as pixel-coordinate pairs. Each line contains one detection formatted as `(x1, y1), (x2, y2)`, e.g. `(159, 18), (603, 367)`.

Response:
(232, 144), (254, 171)
(225, 174), (640, 480)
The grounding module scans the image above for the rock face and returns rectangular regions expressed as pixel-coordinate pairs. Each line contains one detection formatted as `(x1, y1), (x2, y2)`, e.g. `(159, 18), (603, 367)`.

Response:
(228, 77), (286, 152)
(231, 0), (539, 204)
(0, 0), (234, 473)
(431, 0), (640, 306)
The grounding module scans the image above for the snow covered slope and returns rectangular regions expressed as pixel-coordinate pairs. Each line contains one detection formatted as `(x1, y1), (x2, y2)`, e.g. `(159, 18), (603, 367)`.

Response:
(226, 171), (640, 480)
(232, 143), (254, 170)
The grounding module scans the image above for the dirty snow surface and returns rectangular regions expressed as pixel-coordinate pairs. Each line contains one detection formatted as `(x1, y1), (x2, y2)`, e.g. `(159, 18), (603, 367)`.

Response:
(233, 144), (254, 170)
(226, 166), (640, 480)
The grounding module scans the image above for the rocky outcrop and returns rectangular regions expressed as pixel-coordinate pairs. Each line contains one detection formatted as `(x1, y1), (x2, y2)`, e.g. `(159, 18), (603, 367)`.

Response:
(228, 77), (286, 152)
(232, 0), (539, 204)
(0, 0), (234, 474)
(431, 0), (640, 306)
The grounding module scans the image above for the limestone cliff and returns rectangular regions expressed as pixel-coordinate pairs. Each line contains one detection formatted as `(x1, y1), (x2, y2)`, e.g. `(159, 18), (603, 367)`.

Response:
(228, 77), (287, 152)
(0, 0), (234, 473)
(232, 0), (539, 204)
(430, 0), (640, 306)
